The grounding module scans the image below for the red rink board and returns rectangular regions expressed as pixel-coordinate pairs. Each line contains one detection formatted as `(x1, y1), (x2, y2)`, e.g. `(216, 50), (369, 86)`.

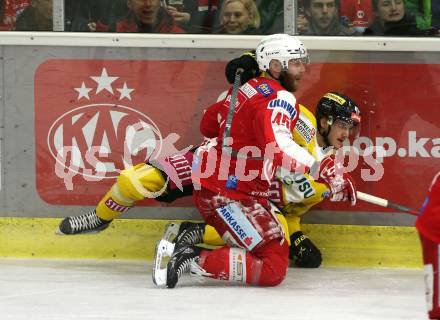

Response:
(35, 60), (440, 211)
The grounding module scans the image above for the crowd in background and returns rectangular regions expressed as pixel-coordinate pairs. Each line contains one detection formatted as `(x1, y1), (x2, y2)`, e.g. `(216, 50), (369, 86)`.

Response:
(0, 0), (438, 36)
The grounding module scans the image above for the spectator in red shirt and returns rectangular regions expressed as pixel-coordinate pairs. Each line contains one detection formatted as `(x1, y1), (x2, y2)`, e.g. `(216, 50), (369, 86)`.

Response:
(339, 0), (374, 33)
(0, 0), (30, 30)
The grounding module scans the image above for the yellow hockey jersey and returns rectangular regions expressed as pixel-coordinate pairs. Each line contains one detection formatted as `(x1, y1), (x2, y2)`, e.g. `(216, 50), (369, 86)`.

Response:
(270, 104), (331, 235)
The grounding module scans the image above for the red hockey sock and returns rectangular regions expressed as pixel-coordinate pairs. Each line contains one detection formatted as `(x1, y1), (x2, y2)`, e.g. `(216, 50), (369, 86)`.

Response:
(199, 239), (289, 287)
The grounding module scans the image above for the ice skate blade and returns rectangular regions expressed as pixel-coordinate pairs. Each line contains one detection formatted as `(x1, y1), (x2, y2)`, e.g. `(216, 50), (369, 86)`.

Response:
(162, 223), (180, 242)
(152, 239), (175, 286)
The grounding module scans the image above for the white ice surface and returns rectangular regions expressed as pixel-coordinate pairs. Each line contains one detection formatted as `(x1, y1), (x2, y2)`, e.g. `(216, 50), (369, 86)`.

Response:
(0, 259), (428, 320)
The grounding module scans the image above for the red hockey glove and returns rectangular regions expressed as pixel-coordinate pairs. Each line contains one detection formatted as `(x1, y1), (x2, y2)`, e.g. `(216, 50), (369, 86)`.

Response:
(316, 155), (357, 206)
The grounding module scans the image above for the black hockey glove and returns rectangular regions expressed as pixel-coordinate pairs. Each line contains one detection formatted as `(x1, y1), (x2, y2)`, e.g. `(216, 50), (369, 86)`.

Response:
(225, 51), (261, 85)
(290, 231), (322, 268)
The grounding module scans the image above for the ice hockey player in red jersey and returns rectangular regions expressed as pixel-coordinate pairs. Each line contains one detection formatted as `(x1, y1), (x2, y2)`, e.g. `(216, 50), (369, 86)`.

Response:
(416, 171), (440, 319)
(153, 33), (357, 288)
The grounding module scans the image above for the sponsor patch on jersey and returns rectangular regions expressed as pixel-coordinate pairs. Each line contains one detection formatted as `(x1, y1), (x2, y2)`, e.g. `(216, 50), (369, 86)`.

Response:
(292, 174), (316, 199)
(216, 203), (263, 250)
(223, 91), (246, 113)
(280, 173), (316, 200)
(256, 82), (274, 97)
(226, 175), (238, 190)
(224, 94), (240, 108)
(322, 191), (331, 199)
(250, 190), (269, 197)
(240, 83), (258, 99)
(268, 179), (282, 203)
(267, 99), (297, 118)
(229, 247), (247, 283)
(295, 117), (316, 143)
(105, 198), (130, 213)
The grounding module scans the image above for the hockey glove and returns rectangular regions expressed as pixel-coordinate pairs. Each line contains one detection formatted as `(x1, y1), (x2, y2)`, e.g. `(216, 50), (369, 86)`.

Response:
(225, 51), (261, 85)
(315, 155), (357, 206)
(290, 231), (322, 268)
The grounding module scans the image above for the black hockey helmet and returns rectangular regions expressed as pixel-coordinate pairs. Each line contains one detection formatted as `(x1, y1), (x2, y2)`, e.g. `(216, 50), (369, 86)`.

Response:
(316, 92), (361, 144)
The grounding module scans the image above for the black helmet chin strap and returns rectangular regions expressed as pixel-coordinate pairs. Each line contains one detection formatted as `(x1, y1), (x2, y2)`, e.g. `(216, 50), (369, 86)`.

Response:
(319, 117), (333, 148)
(320, 127), (332, 148)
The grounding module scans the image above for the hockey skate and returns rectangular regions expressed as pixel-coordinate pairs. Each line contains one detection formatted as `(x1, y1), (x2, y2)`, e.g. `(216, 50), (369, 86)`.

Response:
(57, 210), (112, 235)
(162, 221), (205, 245)
(152, 239), (208, 288)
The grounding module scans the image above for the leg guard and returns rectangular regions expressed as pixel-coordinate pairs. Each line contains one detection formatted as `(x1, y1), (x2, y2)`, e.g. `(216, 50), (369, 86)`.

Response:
(96, 163), (166, 221)
(193, 188), (289, 286)
(193, 188), (285, 250)
(199, 239), (289, 286)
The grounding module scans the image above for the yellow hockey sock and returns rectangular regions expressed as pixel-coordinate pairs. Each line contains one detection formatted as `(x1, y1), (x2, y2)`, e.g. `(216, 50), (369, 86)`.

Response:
(96, 185), (135, 221)
(96, 164), (167, 221)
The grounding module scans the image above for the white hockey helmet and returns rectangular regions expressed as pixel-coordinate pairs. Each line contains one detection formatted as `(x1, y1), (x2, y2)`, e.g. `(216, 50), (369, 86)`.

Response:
(255, 34), (309, 71)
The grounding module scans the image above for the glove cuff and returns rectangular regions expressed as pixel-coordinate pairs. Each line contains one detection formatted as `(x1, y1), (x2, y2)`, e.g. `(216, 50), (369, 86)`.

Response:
(291, 231), (304, 238)
(291, 231), (308, 247)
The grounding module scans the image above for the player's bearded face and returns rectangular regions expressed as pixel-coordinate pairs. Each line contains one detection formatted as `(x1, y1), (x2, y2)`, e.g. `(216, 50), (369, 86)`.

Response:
(280, 60), (307, 92)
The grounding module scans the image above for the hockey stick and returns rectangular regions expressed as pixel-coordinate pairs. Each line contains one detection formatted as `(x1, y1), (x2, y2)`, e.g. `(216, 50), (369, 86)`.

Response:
(222, 68), (243, 152)
(357, 191), (419, 216)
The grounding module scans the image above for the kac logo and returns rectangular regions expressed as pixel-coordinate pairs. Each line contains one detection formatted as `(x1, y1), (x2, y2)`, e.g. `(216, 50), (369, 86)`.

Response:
(46, 67), (163, 188)
(47, 104), (161, 179)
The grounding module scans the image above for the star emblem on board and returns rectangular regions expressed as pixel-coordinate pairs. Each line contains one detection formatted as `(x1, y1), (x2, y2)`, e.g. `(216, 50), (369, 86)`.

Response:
(74, 67), (134, 101)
